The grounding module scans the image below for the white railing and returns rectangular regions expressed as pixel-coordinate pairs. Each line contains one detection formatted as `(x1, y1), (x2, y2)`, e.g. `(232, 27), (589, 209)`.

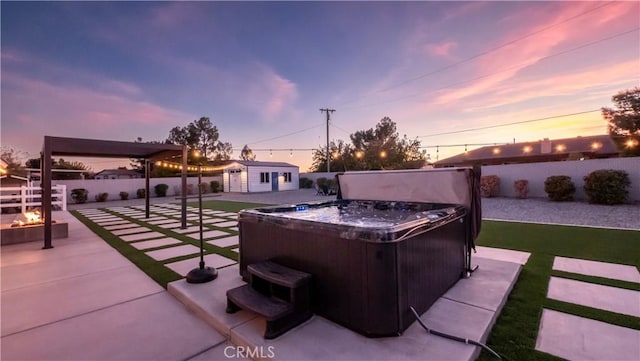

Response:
(0, 185), (67, 212)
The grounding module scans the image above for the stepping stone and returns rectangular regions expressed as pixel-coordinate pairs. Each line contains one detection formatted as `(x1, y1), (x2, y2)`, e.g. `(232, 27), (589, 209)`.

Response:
(187, 230), (229, 240)
(145, 244), (200, 261)
(103, 223), (138, 231)
(120, 232), (165, 242)
(212, 221), (237, 228)
(162, 212), (182, 216)
(207, 235), (238, 248)
(217, 212), (237, 218)
(147, 219), (178, 225)
(231, 248), (239, 253)
(171, 226), (201, 234)
(228, 227), (238, 232)
(157, 222), (184, 229)
(130, 237), (183, 250)
(204, 210), (224, 214)
(553, 257), (640, 283)
(94, 220), (130, 226)
(202, 218), (227, 224)
(186, 215), (210, 221)
(111, 227), (151, 236)
(165, 254), (236, 276)
(547, 277), (640, 317)
(536, 309), (640, 361)
(139, 216), (168, 222)
(90, 217), (122, 223)
(474, 246), (531, 265)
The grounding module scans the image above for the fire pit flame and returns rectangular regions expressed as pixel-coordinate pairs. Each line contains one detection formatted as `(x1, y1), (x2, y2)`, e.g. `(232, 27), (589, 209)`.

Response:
(11, 210), (45, 228)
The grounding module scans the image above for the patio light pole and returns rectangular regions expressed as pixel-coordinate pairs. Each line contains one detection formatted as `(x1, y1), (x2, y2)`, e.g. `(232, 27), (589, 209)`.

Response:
(186, 152), (218, 283)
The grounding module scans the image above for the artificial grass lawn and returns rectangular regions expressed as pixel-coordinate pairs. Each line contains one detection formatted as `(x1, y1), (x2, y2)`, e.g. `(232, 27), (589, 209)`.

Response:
(476, 220), (640, 361)
(71, 200), (266, 288)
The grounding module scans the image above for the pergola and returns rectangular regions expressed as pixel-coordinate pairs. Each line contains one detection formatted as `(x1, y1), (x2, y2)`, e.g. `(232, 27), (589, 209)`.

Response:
(41, 136), (188, 249)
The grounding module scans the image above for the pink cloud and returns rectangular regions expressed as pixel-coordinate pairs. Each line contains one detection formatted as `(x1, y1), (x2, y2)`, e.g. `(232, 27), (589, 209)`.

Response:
(425, 41), (458, 58)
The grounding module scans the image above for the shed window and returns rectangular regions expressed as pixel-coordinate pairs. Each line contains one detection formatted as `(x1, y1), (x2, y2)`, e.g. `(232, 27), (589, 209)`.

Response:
(283, 172), (292, 183)
(260, 172), (270, 183)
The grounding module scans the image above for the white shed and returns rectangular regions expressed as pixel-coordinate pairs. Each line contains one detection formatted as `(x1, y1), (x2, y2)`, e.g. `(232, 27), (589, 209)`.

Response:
(222, 161), (299, 193)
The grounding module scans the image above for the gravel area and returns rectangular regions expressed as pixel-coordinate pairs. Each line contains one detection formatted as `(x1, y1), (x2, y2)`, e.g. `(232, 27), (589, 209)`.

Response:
(58, 189), (640, 231)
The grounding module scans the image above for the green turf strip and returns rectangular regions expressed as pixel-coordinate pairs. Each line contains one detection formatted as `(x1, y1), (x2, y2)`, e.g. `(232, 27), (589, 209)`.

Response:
(476, 220), (640, 361)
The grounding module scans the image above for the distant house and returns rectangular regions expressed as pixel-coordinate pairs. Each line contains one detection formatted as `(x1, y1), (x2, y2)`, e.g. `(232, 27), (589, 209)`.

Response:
(94, 168), (143, 180)
(222, 161), (299, 192)
(435, 135), (619, 168)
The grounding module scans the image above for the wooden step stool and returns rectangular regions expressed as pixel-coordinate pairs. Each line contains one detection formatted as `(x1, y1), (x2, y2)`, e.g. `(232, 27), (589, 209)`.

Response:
(226, 261), (312, 339)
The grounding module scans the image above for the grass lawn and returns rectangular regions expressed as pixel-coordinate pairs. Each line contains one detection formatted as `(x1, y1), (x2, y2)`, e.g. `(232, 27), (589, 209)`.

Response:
(476, 220), (640, 361)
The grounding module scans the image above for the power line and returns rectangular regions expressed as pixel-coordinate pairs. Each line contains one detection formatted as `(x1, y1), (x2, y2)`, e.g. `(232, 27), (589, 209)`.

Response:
(244, 123), (323, 146)
(337, 1), (615, 106)
(417, 109), (602, 138)
(342, 27), (639, 110)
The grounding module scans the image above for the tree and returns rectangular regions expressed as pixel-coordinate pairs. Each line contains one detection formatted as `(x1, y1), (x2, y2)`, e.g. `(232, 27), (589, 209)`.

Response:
(25, 157), (91, 180)
(240, 145), (256, 161)
(167, 117), (232, 162)
(310, 117), (426, 172)
(602, 87), (640, 156)
(0, 146), (27, 176)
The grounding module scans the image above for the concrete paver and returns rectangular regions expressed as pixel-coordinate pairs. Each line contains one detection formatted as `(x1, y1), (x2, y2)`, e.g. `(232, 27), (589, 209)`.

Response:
(165, 254), (237, 276)
(208, 235), (239, 248)
(536, 309), (640, 361)
(129, 237), (183, 250)
(157, 222), (184, 228)
(145, 244), (200, 261)
(120, 231), (165, 242)
(553, 256), (640, 283)
(474, 246), (530, 265)
(1, 293), (226, 361)
(110, 226), (151, 236)
(213, 221), (237, 228)
(171, 225), (201, 234)
(103, 222), (138, 230)
(547, 277), (640, 317)
(186, 230), (229, 240)
(1, 264), (163, 336)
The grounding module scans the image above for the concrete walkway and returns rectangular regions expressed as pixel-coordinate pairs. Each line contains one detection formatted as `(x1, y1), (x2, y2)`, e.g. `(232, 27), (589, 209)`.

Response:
(0, 211), (234, 361)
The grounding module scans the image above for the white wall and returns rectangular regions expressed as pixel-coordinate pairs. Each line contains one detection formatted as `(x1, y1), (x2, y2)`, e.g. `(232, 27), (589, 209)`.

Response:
(483, 157), (640, 201)
(37, 175), (223, 203)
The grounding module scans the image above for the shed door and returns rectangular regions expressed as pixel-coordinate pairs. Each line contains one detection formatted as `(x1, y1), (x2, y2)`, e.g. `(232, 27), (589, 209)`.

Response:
(230, 171), (242, 192)
(271, 172), (279, 191)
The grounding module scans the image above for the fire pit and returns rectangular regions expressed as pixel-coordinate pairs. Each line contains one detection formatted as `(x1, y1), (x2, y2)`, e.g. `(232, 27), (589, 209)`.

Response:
(234, 167), (481, 337)
(1, 210), (68, 245)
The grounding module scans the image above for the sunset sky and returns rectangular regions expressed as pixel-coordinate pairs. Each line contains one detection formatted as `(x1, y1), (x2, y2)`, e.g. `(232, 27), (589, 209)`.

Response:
(2, 1), (638, 172)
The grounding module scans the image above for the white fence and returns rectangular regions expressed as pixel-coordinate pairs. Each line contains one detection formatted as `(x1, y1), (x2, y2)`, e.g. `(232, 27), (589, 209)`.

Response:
(0, 185), (67, 212)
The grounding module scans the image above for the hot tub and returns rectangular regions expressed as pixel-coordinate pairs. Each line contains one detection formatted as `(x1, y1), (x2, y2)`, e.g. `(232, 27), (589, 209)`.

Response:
(238, 198), (468, 336)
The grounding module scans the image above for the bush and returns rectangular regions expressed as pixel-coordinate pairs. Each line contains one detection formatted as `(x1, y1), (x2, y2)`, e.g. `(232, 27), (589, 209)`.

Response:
(544, 175), (575, 201)
(513, 179), (529, 199)
(95, 192), (109, 202)
(70, 188), (88, 204)
(154, 183), (169, 197)
(136, 188), (146, 199)
(316, 177), (328, 187)
(210, 180), (221, 193)
(480, 175), (500, 197)
(583, 169), (630, 205)
(119, 191), (129, 200)
(299, 177), (314, 189)
(199, 182), (211, 194)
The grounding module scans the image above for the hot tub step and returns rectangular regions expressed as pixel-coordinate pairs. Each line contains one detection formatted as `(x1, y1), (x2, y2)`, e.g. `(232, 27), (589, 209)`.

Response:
(248, 261), (312, 288)
(226, 285), (294, 321)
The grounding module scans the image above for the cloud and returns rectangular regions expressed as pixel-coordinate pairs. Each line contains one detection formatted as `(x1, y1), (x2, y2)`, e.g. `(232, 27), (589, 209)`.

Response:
(425, 41), (457, 58)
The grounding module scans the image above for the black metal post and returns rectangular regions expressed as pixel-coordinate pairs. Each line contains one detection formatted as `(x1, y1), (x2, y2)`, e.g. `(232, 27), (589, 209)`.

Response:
(186, 162), (217, 284)
(145, 159), (150, 219)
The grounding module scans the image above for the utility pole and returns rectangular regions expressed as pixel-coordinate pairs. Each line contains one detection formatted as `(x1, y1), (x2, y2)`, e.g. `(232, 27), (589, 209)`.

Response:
(319, 108), (335, 173)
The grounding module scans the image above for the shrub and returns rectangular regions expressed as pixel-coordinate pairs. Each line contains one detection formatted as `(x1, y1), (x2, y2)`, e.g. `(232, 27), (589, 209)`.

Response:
(199, 182), (211, 194)
(210, 180), (221, 193)
(544, 175), (575, 201)
(119, 191), (129, 200)
(480, 175), (500, 197)
(186, 184), (194, 195)
(316, 177), (328, 187)
(154, 183), (169, 197)
(583, 169), (630, 205)
(95, 192), (109, 202)
(299, 177), (314, 189)
(70, 188), (88, 204)
(513, 179), (529, 199)
(136, 188), (146, 199)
